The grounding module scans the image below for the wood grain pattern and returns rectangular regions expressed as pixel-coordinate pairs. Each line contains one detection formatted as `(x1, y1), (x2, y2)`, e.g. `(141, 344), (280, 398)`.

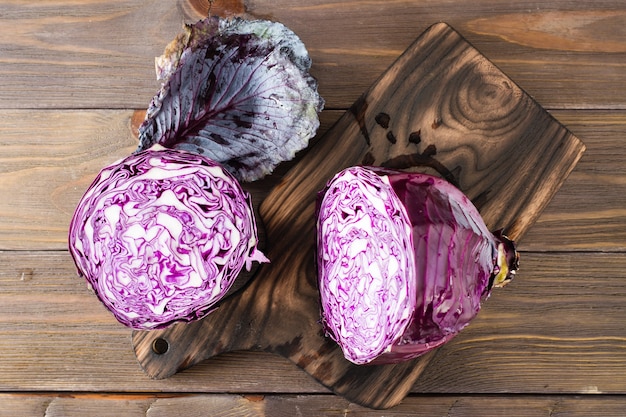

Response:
(131, 22), (583, 409)
(5, 109), (626, 252)
(0, 1), (623, 415)
(3, 393), (626, 417)
(0, 110), (137, 250)
(0, 1), (625, 110)
(3, 251), (626, 395)
(520, 110), (626, 250)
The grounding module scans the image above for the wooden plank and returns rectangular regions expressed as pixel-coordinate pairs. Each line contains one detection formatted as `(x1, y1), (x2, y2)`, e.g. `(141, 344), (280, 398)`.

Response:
(521, 110), (626, 251)
(1, 108), (625, 252)
(249, 0), (626, 110)
(0, 110), (138, 250)
(2, 393), (626, 416)
(0, 0), (184, 109)
(0, 1), (625, 110)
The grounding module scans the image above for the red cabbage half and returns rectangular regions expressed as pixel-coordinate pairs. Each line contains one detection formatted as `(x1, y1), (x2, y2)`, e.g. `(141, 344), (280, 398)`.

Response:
(316, 166), (518, 365)
(69, 147), (268, 330)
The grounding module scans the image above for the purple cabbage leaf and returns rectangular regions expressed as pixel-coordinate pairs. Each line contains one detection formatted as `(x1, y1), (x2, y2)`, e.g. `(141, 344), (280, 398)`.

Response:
(69, 147), (268, 330)
(316, 166), (518, 365)
(137, 17), (324, 182)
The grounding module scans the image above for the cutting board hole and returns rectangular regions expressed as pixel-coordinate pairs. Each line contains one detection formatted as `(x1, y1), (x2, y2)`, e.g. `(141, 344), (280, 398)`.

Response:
(152, 337), (170, 355)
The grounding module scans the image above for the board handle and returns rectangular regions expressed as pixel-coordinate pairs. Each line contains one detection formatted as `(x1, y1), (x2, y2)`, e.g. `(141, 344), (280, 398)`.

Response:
(132, 289), (262, 379)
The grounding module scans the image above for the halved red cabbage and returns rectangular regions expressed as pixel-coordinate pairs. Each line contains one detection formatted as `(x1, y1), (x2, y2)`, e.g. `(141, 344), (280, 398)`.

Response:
(316, 166), (518, 365)
(137, 16), (324, 182)
(69, 147), (268, 330)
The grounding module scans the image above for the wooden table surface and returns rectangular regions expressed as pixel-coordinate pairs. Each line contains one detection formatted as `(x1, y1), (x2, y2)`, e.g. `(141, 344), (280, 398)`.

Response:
(1, 1), (625, 415)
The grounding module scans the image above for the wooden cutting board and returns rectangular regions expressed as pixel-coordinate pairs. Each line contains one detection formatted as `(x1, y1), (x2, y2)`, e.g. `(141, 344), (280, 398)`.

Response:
(132, 22), (585, 409)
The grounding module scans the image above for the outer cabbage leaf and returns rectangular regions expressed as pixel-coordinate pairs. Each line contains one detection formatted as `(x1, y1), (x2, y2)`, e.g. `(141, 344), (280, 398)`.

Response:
(317, 166), (518, 365)
(138, 17), (324, 182)
(68, 148), (268, 330)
